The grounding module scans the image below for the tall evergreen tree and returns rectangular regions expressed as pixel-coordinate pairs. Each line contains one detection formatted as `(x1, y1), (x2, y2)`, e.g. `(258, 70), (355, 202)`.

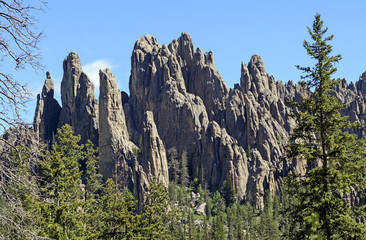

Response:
(221, 178), (236, 207)
(259, 191), (280, 240)
(83, 140), (103, 239)
(179, 151), (189, 187)
(211, 213), (226, 240)
(35, 124), (85, 239)
(98, 179), (137, 239)
(139, 178), (171, 239)
(0, 145), (41, 239)
(284, 14), (366, 239)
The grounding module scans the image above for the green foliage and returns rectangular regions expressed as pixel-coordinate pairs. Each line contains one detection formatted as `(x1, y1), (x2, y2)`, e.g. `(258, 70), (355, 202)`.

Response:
(276, 134), (282, 142)
(84, 140), (102, 201)
(139, 177), (171, 239)
(98, 179), (138, 239)
(221, 178), (236, 207)
(34, 124), (85, 239)
(179, 151), (189, 187)
(259, 191), (280, 240)
(210, 191), (226, 216)
(211, 213), (227, 240)
(246, 145), (252, 159)
(284, 14), (366, 239)
(0, 145), (41, 239)
(83, 140), (104, 239)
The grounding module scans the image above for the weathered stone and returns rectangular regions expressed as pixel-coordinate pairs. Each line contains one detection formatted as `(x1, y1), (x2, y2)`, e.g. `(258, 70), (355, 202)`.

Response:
(31, 34), (366, 211)
(140, 111), (169, 188)
(195, 202), (207, 216)
(98, 68), (131, 179)
(58, 52), (99, 145)
(33, 72), (61, 142)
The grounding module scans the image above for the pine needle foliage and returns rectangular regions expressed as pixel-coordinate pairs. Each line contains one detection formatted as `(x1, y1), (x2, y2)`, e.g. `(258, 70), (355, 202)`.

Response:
(284, 14), (366, 240)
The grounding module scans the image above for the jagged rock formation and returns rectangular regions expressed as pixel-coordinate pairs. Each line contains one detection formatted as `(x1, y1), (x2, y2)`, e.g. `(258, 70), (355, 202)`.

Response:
(33, 72), (61, 142)
(126, 34), (286, 208)
(98, 68), (133, 179)
(98, 68), (169, 210)
(140, 111), (169, 188)
(32, 34), (366, 210)
(58, 52), (99, 145)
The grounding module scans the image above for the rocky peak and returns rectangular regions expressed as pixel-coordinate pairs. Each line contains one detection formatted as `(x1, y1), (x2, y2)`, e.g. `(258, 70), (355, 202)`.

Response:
(356, 71), (366, 94)
(58, 52), (99, 145)
(34, 72), (61, 142)
(134, 35), (160, 55)
(99, 68), (131, 179)
(99, 68), (168, 210)
(99, 68), (128, 138)
(140, 111), (169, 188)
(32, 34), (366, 211)
(204, 51), (215, 67)
(61, 52), (82, 105)
(177, 32), (195, 65)
(241, 55), (277, 97)
(42, 72), (54, 98)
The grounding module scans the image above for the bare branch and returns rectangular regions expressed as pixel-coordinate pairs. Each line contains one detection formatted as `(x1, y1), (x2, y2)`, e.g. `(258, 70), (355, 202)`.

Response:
(0, 0), (46, 128)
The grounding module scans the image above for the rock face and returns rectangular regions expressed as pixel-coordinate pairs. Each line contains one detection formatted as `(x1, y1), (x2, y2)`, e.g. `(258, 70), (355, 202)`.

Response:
(140, 111), (169, 188)
(98, 68), (132, 179)
(33, 72), (61, 142)
(58, 52), (99, 145)
(98, 68), (169, 209)
(32, 36), (366, 210)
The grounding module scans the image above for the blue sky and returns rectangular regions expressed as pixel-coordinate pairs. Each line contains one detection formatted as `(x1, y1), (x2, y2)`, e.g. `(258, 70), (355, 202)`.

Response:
(8, 0), (366, 123)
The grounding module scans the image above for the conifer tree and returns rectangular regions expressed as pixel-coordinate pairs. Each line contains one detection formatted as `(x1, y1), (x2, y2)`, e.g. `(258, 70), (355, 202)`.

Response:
(211, 213), (226, 240)
(0, 145), (41, 239)
(284, 14), (366, 239)
(259, 191), (280, 240)
(98, 179), (137, 239)
(35, 124), (85, 239)
(83, 140), (103, 239)
(179, 151), (189, 187)
(221, 178), (236, 206)
(139, 178), (171, 239)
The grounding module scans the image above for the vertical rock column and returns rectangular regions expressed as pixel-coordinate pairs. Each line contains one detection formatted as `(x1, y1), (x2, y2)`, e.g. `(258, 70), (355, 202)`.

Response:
(98, 68), (131, 179)
(58, 52), (99, 145)
(140, 111), (169, 188)
(33, 72), (61, 142)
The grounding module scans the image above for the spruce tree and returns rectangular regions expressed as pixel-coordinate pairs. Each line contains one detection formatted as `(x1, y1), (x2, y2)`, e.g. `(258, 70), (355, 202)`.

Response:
(83, 140), (103, 239)
(259, 191), (280, 240)
(98, 179), (137, 239)
(284, 14), (366, 239)
(139, 178), (171, 239)
(35, 124), (85, 239)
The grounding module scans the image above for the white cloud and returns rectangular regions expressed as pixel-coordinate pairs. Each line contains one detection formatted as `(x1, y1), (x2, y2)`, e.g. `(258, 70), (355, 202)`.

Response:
(83, 59), (115, 91)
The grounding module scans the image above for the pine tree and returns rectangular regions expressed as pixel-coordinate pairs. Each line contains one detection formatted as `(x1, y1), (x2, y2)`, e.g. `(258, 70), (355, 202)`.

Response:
(98, 179), (137, 239)
(259, 191), (280, 240)
(35, 124), (85, 239)
(211, 213), (226, 240)
(284, 14), (366, 239)
(210, 191), (226, 216)
(83, 140), (103, 239)
(221, 178), (236, 207)
(0, 145), (41, 239)
(188, 211), (196, 239)
(139, 178), (171, 239)
(179, 151), (189, 187)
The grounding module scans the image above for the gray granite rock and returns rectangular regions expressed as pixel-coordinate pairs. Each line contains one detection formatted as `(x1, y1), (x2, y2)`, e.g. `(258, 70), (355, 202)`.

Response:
(58, 52), (99, 145)
(33, 72), (61, 142)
